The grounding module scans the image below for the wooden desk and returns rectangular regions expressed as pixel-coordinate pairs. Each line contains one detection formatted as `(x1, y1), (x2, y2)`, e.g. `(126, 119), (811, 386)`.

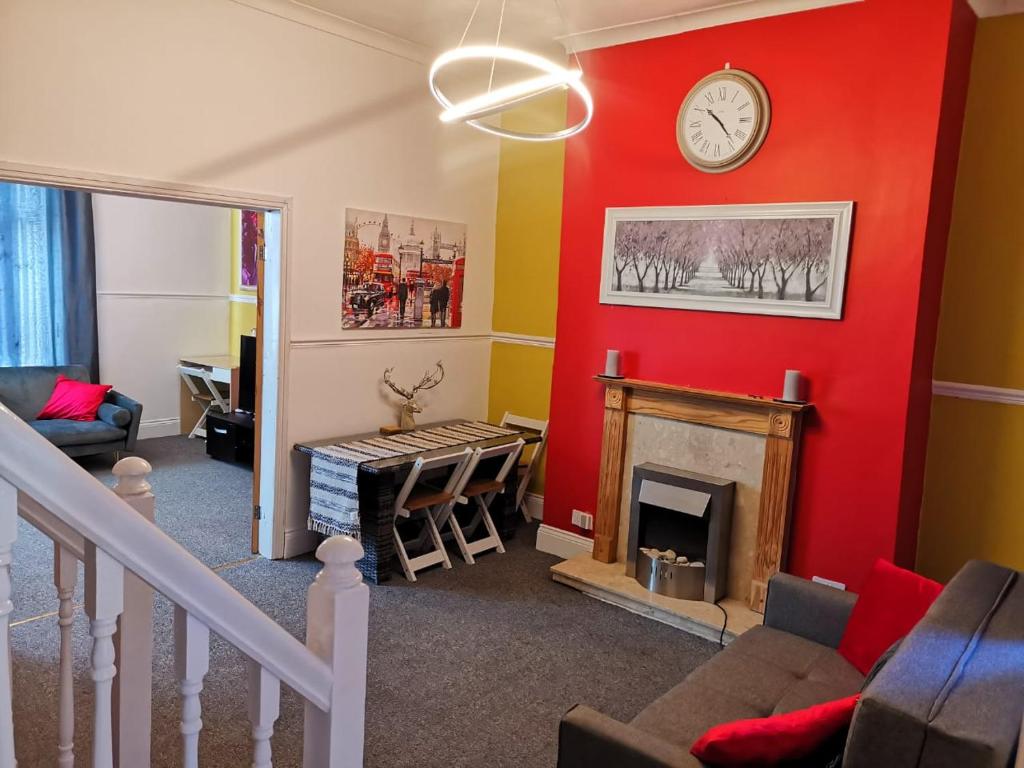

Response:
(295, 420), (542, 584)
(178, 355), (239, 438)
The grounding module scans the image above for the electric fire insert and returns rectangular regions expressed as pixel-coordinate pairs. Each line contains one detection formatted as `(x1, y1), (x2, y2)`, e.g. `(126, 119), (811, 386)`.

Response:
(625, 463), (735, 603)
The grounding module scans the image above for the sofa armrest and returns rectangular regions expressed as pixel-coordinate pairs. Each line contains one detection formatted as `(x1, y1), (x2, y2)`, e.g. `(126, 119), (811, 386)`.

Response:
(763, 572), (857, 649)
(106, 390), (143, 451)
(558, 706), (697, 768)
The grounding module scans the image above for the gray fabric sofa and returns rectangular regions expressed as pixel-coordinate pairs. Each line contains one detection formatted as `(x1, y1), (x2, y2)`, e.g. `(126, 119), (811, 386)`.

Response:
(0, 365), (142, 458)
(558, 560), (1024, 768)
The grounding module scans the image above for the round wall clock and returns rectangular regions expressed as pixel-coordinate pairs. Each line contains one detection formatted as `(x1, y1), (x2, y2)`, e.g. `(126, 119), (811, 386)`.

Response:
(676, 67), (771, 173)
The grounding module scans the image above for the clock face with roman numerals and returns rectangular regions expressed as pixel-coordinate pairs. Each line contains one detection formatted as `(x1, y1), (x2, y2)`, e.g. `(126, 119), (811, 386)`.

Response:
(677, 69), (770, 173)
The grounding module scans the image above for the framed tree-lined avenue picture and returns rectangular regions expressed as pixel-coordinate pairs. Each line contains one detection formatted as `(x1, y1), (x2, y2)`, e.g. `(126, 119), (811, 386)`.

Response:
(600, 202), (854, 319)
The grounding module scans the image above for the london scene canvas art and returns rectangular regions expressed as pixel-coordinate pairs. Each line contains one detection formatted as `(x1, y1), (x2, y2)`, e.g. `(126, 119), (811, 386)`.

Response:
(342, 208), (467, 330)
(600, 202), (853, 319)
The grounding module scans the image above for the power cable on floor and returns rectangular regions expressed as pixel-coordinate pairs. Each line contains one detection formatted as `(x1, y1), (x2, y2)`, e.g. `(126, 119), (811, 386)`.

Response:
(714, 600), (728, 648)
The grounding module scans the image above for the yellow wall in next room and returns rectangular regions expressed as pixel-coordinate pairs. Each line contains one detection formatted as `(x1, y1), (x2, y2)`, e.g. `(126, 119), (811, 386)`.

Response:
(229, 209), (258, 357)
(487, 93), (567, 498)
(917, 13), (1024, 582)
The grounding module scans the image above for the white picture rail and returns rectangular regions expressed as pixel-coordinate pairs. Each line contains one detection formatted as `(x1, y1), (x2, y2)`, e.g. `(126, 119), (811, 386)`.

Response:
(599, 201), (854, 320)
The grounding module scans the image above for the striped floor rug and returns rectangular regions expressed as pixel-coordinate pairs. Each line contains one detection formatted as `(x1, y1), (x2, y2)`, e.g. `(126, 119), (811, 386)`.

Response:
(307, 421), (516, 538)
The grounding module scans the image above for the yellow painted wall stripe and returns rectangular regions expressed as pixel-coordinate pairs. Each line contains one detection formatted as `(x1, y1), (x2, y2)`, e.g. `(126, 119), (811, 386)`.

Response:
(487, 93), (568, 496)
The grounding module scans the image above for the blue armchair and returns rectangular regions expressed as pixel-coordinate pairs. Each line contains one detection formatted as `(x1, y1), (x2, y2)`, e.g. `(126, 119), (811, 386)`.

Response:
(0, 365), (143, 458)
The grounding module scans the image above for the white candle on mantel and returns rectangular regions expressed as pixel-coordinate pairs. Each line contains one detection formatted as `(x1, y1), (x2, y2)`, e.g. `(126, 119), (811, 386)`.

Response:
(605, 350), (621, 377)
(782, 370), (803, 402)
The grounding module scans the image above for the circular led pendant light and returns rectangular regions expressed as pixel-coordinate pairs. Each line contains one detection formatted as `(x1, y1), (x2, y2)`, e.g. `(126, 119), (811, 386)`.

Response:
(429, 1), (593, 142)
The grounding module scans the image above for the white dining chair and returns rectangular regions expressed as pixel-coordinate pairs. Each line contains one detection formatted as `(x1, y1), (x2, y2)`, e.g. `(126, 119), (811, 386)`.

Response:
(392, 448), (473, 582)
(442, 439), (525, 565)
(500, 412), (549, 521)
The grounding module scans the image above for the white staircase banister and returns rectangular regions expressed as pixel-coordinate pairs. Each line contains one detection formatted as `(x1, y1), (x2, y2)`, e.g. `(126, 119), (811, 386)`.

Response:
(0, 404), (334, 711)
(18, 492), (85, 561)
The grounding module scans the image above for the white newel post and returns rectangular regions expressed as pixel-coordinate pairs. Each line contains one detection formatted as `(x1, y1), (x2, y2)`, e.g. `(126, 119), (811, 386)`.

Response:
(0, 479), (17, 767)
(85, 542), (125, 768)
(302, 536), (369, 768)
(110, 458), (154, 768)
(54, 543), (78, 768)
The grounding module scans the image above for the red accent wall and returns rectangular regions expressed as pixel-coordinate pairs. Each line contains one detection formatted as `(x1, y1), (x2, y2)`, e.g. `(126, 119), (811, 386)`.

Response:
(546, 0), (976, 591)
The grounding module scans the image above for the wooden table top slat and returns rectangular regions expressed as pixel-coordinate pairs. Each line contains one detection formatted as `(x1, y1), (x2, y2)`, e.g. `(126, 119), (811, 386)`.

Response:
(294, 419), (541, 475)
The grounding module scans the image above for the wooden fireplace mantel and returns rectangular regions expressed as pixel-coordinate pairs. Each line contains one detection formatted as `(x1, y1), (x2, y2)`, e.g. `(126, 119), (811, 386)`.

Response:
(593, 375), (813, 612)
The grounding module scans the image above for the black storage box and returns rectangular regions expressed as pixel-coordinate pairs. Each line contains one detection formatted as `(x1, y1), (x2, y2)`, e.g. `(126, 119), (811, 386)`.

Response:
(205, 411), (255, 466)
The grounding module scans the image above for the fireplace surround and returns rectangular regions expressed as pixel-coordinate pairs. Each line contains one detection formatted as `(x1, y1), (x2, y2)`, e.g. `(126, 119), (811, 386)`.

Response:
(592, 376), (811, 612)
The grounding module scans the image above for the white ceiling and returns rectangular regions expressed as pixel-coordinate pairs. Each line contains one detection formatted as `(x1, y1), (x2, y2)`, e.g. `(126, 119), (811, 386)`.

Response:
(287, 0), (865, 56)
(244, 0), (1024, 63)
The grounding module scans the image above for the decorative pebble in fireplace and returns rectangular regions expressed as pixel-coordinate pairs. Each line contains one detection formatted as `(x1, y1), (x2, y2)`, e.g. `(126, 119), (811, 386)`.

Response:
(625, 463), (735, 603)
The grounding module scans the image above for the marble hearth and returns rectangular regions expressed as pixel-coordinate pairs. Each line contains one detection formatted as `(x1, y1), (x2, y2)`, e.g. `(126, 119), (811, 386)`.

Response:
(551, 376), (811, 640)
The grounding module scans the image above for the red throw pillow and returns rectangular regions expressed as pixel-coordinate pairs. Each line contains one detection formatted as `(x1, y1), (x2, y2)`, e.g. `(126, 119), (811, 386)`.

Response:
(691, 694), (860, 766)
(838, 558), (943, 675)
(36, 375), (112, 422)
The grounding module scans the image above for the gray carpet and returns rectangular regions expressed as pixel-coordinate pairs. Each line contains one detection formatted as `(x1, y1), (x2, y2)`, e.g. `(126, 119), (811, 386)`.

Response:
(11, 436), (718, 767)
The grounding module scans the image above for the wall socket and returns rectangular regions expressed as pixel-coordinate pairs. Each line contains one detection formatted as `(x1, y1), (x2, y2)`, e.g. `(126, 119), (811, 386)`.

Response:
(812, 575), (847, 591)
(571, 509), (594, 530)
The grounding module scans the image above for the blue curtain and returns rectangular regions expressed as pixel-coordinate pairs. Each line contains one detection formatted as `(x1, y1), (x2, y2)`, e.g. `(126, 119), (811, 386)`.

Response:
(0, 183), (98, 380)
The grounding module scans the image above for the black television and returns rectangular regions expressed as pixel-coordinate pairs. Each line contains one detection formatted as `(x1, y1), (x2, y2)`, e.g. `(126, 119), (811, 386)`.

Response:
(238, 335), (257, 414)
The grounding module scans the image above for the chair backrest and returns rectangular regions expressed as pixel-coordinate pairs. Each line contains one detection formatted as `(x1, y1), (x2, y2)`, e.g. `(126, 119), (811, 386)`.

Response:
(500, 412), (548, 436)
(500, 412), (549, 473)
(464, 439), (526, 488)
(394, 448), (473, 513)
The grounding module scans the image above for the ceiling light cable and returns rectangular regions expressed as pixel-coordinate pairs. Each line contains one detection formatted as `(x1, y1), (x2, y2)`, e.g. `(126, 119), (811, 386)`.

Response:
(487, 0), (508, 93)
(456, 0), (483, 48)
(552, 0), (583, 73)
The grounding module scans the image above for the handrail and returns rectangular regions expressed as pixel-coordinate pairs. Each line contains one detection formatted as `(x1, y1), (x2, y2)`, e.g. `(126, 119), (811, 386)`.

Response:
(0, 404), (333, 711)
(18, 493), (86, 561)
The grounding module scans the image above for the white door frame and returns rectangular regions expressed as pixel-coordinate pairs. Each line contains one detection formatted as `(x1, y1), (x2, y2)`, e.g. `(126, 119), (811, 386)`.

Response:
(0, 160), (292, 559)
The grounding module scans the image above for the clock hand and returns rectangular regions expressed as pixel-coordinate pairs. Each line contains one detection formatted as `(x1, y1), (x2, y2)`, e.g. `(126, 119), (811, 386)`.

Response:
(706, 108), (731, 137)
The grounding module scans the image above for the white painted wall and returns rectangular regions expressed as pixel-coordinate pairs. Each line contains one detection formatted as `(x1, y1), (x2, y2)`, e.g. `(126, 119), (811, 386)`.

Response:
(0, 0), (500, 555)
(94, 194), (232, 439)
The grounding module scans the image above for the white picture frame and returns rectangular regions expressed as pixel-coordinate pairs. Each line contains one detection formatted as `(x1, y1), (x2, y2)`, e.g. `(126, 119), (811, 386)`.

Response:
(599, 201), (854, 320)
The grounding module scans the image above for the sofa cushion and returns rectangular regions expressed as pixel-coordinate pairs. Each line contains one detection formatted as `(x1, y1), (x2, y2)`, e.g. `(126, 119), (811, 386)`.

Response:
(29, 419), (126, 447)
(97, 402), (132, 428)
(37, 375), (112, 421)
(630, 626), (864, 752)
(838, 558), (942, 675)
(690, 693), (860, 767)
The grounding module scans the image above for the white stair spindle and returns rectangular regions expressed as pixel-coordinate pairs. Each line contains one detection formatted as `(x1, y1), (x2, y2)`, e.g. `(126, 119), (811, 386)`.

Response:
(302, 536), (369, 768)
(85, 542), (125, 768)
(54, 543), (78, 768)
(0, 480), (17, 767)
(174, 606), (210, 768)
(111, 458), (154, 768)
(247, 661), (281, 768)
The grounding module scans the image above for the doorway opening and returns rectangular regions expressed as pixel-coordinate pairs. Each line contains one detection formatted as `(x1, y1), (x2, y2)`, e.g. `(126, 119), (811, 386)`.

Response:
(0, 163), (288, 563)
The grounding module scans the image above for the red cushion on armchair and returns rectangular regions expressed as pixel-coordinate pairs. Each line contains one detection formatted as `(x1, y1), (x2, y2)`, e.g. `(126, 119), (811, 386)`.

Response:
(690, 694), (860, 766)
(838, 558), (943, 674)
(36, 374), (112, 422)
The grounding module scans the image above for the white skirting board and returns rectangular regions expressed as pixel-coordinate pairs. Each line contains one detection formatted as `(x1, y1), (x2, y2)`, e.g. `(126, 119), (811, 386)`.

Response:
(524, 492), (544, 521)
(137, 418), (180, 441)
(536, 524), (594, 560)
